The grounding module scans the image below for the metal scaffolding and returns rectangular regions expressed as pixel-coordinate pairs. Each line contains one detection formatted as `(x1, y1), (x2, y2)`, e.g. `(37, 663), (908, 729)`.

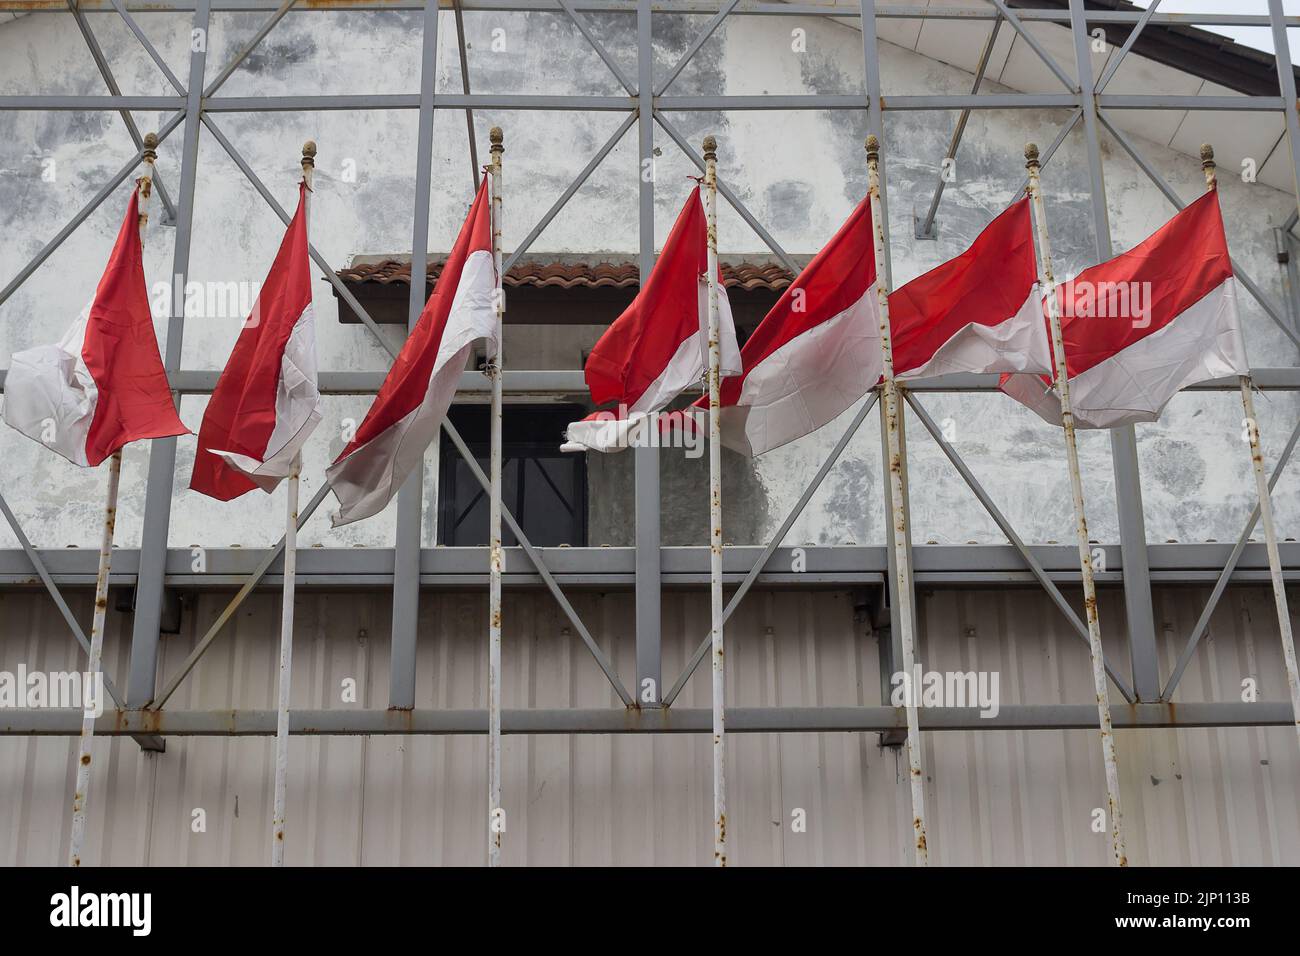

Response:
(0, 2), (1298, 752)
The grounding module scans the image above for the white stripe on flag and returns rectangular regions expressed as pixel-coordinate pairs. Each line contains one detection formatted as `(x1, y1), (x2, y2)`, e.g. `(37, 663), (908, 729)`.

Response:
(897, 285), (1051, 383)
(327, 250), (498, 525)
(720, 282), (882, 458)
(1, 304), (98, 467)
(211, 302), (322, 491)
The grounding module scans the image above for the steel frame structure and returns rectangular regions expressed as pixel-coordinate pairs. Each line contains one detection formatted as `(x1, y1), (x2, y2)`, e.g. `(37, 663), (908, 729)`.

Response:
(1, 0), (1299, 744)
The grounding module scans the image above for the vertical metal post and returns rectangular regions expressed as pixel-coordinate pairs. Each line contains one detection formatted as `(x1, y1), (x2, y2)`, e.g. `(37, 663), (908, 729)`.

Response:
(635, 0), (661, 707)
(1271, 0), (1300, 362)
(1202, 145), (1300, 753)
(68, 134), (157, 865)
(702, 135), (726, 868)
(390, 0), (440, 710)
(1025, 143), (1127, 867)
(487, 128), (505, 868)
(866, 135), (928, 867)
(67, 450), (121, 868)
(270, 142), (314, 868)
(1067, 0), (1160, 701)
(127, 0), (209, 723)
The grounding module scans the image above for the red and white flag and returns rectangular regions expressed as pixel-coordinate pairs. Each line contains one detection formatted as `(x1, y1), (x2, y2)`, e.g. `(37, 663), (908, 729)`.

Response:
(327, 177), (498, 526)
(2, 187), (186, 466)
(562, 186), (740, 453)
(893, 197), (1049, 382)
(190, 182), (321, 500)
(1000, 189), (1246, 429)
(705, 196), (1047, 458)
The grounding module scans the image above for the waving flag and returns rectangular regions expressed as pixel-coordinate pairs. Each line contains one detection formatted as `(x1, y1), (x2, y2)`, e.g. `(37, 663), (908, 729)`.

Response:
(1000, 189), (1246, 429)
(893, 198), (1049, 381)
(705, 196), (1047, 458)
(2, 187), (185, 466)
(327, 177), (498, 526)
(563, 186), (740, 453)
(700, 197), (877, 459)
(190, 182), (321, 500)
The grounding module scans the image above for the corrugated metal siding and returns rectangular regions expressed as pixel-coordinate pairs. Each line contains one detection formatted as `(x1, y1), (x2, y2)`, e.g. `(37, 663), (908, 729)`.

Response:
(1, 584), (1297, 865)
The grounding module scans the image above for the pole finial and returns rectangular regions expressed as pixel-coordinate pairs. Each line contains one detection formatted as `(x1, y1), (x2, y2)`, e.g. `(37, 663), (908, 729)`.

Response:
(703, 134), (717, 162)
(142, 131), (158, 163)
(865, 134), (879, 163)
(490, 126), (504, 157)
(1024, 142), (1041, 169)
(1200, 143), (1217, 190)
(301, 140), (317, 171)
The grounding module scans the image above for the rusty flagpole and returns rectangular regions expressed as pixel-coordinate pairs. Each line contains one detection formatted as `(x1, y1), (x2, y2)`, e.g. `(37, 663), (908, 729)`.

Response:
(1201, 144), (1300, 755)
(702, 134), (728, 867)
(487, 126), (506, 868)
(66, 135), (159, 868)
(864, 135), (929, 866)
(270, 141), (316, 868)
(1024, 143), (1128, 867)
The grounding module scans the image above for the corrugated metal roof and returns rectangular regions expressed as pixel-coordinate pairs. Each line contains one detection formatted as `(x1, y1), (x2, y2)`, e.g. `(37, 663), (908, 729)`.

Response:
(1, 584), (1297, 865)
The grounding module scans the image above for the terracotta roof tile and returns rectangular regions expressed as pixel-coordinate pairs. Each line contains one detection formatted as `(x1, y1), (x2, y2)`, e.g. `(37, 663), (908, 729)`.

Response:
(336, 257), (795, 292)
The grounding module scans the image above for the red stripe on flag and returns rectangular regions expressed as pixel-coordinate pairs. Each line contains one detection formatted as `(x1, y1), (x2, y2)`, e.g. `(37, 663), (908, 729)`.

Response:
(891, 197), (1038, 376)
(332, 178), (494, 466)
(82, 187), (187, 466)
(583, 187), (713, 410)
(191, 182), (314, 500)
(715, 197), (876, 410)
(1053, 189), (1233, 379)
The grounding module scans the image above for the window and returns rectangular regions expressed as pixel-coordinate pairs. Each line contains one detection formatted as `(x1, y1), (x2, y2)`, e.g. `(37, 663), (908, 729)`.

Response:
(437, 405), (588, 547)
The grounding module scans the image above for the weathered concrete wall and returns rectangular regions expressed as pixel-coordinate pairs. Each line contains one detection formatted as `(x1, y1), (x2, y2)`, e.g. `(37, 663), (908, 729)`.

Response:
(1, 10), (1297, 553)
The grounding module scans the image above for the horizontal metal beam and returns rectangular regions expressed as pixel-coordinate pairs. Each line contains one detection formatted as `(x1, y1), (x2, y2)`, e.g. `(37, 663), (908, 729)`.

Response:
(9, 369), (1300, 393)
(5, 93), (1289, 115)
(2, 702), (1293, 735)
(5, 2), (1298, 27)
(3, 543), (1297, 588)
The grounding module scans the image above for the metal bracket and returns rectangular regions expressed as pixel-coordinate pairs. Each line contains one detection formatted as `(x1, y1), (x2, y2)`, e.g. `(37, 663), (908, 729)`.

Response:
(913, 210), (938, 241)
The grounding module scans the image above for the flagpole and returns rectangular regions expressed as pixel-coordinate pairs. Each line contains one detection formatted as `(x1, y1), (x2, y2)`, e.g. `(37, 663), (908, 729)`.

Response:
(702, 135), (727, 867)
(67, 133), (157, 868)
(1201, 144), (1300, 753)
(487, 126), (505, 868)
(864, 135), (929, 867)
(1024, 143), (1128, 867)
(270, 141), (315, 868)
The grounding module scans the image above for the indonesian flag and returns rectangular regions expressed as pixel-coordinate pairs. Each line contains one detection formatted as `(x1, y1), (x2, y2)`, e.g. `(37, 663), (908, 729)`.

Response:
(1000, 189), (1247, 429)
(2, 186), (186, 466)
(893, 198), (1049, 382)
(327, 177), (498, 526)
(705, 196), (1048, 458)
(562, 186), (740, 453)
(190, 182), (321, 499)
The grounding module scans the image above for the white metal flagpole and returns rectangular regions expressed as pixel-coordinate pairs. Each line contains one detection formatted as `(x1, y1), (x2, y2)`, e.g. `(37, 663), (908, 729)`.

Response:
(702, 134), (727, 867)
(487, 126), (505, 868)
(67, 133), (158, 868)
(1201, 143), (1300, 753)
(864, 135), (929, 866)
(1024, 143), (1128, 867)
(270, 140), (315, 867)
